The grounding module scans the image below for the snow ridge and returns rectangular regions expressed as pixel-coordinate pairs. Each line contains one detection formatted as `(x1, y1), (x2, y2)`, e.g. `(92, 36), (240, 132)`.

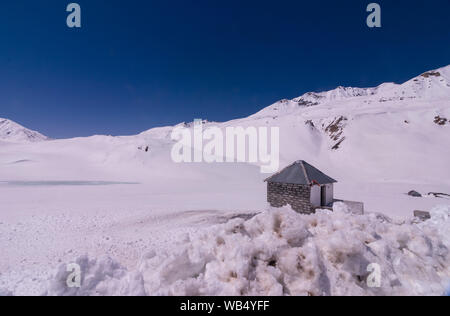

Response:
(254, 65), (450, 117)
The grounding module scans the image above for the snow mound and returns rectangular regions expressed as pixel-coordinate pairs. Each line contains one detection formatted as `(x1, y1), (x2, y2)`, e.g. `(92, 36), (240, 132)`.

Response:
(43, 204), (450, 296)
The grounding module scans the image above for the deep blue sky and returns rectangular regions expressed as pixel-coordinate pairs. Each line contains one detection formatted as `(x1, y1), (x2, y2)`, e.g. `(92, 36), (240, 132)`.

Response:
(0, 0), (449, 138)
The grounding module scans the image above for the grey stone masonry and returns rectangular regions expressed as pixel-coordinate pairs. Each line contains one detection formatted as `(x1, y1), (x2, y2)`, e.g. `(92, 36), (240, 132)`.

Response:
(267, 182), (314, 214)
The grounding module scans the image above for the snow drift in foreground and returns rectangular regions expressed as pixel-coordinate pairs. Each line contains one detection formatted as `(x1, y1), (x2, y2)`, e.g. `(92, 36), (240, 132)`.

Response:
(43, 204), (450, 296)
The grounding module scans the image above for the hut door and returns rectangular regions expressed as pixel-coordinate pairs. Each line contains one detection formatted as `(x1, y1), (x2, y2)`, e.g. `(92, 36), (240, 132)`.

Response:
(321, 186), (327, 206)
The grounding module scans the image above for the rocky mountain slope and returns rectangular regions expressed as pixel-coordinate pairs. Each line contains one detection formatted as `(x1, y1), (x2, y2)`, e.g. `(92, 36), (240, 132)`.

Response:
(0, 118), (48, 143)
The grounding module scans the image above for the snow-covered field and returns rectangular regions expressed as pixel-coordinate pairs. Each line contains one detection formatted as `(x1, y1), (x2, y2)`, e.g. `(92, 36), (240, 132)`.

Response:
(0, 65), (449, 295)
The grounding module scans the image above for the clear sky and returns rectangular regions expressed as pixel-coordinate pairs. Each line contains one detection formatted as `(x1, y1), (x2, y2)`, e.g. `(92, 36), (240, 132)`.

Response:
(0, 0), (449, 138)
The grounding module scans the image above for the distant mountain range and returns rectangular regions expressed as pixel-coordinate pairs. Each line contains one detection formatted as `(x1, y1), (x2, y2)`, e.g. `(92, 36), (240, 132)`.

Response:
(2, 65), (449, 143)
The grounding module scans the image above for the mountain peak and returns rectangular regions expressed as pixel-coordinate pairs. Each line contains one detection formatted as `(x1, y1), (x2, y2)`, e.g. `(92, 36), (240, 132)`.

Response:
(0, 118), (48, 143)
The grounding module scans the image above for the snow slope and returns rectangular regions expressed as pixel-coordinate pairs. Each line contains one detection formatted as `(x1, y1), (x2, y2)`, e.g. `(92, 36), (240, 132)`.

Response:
(0, 118), (48, 143)
(0, 65), (449, 295)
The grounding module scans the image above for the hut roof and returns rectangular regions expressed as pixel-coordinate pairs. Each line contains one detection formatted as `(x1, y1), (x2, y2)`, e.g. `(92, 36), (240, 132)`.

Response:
(265, 160), (337, 185)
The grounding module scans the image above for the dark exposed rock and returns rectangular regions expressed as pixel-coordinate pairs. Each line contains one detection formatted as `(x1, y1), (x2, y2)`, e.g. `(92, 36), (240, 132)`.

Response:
(408, 190), (422, 198)
(421, 71), (441, 78)
(305, 120), (316, 129)
(414, 211), (431, 221)
(434, 116), (448, 125)
(428, 192), (450, 198)
(325, 116), (347, 141)
(296, 98), (319, 107)
(332, 138), (345, 150)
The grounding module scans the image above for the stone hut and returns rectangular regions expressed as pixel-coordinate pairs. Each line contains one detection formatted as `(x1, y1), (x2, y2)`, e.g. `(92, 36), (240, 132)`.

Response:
(265, 160), (337, 214)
